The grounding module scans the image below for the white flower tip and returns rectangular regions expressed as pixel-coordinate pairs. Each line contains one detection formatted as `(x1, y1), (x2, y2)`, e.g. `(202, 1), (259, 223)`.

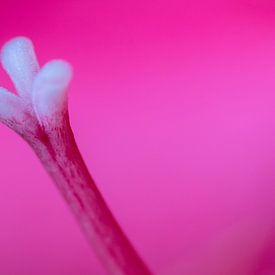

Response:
(1, 36), (33, 55)
(36, 60), (72, 88)
(0, 37), (73, 129)
(32, 60), (73, 120)
(1, 36), (39, 98)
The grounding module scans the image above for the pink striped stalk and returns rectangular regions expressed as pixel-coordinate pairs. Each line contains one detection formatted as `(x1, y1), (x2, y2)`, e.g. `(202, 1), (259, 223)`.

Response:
(0, 37), (152, 275)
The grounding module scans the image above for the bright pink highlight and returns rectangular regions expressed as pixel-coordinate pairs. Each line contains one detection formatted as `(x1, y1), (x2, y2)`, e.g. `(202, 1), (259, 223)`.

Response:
(0, 0), (275, 274)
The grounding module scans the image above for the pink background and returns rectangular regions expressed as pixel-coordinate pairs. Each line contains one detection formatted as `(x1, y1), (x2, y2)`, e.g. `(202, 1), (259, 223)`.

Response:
(1, 0), (275, 274)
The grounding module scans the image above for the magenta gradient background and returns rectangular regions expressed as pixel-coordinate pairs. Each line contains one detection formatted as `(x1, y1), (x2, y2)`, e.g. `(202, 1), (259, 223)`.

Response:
(1, 0), (275, 274)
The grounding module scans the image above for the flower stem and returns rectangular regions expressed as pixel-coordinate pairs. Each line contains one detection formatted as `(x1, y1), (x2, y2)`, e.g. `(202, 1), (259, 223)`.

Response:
(30, 111), (152, 275)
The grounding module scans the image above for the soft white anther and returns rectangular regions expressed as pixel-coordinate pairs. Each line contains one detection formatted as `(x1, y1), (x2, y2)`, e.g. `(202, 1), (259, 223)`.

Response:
(32, 60), (72, 122)
(1, 37), (39, 99)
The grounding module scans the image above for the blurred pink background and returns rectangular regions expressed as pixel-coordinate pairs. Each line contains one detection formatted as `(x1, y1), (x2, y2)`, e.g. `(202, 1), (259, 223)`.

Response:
(1, 0), (275, 274)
